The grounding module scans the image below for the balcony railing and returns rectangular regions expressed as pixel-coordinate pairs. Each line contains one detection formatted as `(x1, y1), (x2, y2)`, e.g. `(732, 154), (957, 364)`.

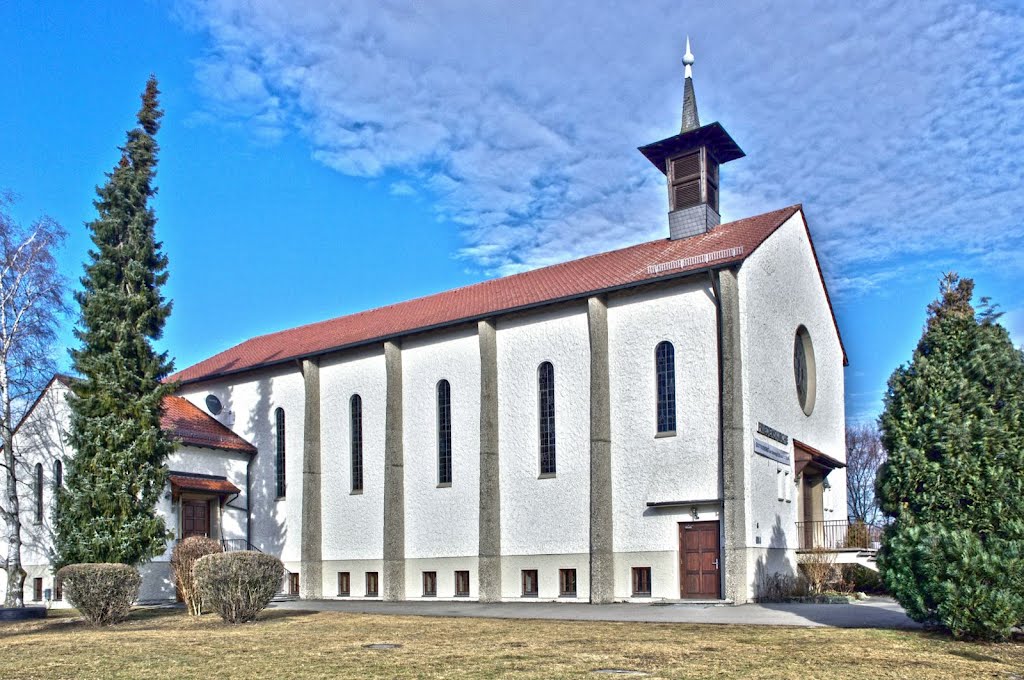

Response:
(796, 520), (882, 552)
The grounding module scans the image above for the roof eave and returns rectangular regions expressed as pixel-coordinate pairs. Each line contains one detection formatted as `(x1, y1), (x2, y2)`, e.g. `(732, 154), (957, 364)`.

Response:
(172, 438), (256, 456)
(175, 256), (749, 388)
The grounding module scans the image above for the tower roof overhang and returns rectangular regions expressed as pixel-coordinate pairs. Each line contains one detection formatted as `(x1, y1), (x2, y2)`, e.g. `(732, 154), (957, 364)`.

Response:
(638, 121), (745, 174)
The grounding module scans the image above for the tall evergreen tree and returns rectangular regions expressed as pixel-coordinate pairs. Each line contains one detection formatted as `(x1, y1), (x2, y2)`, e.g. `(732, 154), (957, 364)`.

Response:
(876, 273), (1024, 640)
(53, 77), (176, 568)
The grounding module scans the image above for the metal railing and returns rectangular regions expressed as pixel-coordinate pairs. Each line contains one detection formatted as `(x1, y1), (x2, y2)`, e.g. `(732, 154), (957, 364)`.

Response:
(220, 538), (261, 552)
(170, 537), (262, 552)
(796, 520), (882, 552)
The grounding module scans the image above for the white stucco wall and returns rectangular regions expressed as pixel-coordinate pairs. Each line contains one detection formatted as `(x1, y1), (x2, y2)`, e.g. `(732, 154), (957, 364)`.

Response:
(606, 279), (721, 598)
(402, 326), (481, 562)
(737, 210), (848, 596)
(318, 346), (387, 563)
(496, 303), (591, 564)
(178, 364), (305, 564)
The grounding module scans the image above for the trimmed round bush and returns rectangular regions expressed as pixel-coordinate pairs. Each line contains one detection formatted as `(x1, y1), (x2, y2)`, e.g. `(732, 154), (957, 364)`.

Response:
(56, 563), (141, 626)
(171, 536), (223, 615)
(194, 551), (283, 624)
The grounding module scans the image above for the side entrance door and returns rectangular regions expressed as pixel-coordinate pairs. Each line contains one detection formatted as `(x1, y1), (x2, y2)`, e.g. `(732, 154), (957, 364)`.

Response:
(182, 500), (210, 539)
(679, 521), (721, 599)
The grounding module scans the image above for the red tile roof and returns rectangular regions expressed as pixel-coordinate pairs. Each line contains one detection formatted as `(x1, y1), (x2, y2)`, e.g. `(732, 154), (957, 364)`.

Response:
(174, 205), (844, 384)
(161, 396), (256, 454)
(169, 473), (241, 497)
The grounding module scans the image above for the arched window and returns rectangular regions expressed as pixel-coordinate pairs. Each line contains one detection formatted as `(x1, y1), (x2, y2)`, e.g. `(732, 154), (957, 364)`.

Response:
(34, 463), (43, 523)
(275, 408), (286, 498)
(656, 341), (676, 434)
(54, 460), (63, 490)
(350, 395), (363, 492)
(437, 380), (452, 485)
(538, 362), (556, 475)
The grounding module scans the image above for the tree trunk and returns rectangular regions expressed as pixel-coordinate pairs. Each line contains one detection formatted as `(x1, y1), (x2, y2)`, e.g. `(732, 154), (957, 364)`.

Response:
(3, 419), (26, 608)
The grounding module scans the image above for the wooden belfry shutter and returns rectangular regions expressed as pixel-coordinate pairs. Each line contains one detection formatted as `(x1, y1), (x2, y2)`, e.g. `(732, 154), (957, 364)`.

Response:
(706, 156), (719, 212)
(670, 152), (702, 211)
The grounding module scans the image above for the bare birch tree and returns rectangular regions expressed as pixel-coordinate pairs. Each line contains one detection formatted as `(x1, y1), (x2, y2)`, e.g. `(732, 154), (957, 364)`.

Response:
(0, 192), (66, 607)
(846, 422), (886, 526)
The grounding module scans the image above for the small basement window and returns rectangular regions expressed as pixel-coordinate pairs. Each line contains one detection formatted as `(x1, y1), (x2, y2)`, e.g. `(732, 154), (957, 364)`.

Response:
(366, 572), (379, 597)
(422, 571), (437, 597)
(455, 571), (470, 597)
(559, 569), (577, 598)
(521, 570), (539, 598)
(337, 572), (350, 597)
(632, 567), (652, 597)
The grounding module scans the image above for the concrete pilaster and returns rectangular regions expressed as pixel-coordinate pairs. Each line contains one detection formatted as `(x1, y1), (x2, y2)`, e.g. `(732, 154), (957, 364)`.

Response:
(299, 358), (323, 599)
(382, 340), (406, 600)
(587, 296), (615, 604)
(719, 268), (750, 603)
(477, 319), (502, 602)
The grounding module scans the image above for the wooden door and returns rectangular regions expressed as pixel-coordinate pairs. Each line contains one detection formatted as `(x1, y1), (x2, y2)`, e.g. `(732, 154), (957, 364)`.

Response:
(182, 500), (210, 538)
(679, 521), (721, 599)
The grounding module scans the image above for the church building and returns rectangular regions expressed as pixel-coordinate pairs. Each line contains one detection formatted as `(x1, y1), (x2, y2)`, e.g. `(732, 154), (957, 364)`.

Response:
(6, 43), (848, 605)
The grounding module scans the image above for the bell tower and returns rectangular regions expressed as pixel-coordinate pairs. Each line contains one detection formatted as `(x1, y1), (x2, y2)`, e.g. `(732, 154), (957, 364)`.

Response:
(639, 39), (746, 240)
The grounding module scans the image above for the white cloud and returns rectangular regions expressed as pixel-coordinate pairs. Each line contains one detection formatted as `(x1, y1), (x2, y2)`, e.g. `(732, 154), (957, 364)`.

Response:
(178, 0), (1024, 289)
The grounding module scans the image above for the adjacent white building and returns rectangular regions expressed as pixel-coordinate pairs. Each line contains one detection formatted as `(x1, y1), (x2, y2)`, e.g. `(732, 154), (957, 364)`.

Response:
(3, 48), (848, 606)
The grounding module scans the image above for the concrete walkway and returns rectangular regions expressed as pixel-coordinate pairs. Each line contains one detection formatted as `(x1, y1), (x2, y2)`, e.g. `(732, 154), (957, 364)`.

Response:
(270, 597), (919, 629)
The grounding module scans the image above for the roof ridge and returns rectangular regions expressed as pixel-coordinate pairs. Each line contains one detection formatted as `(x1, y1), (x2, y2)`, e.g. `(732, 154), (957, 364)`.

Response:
(213, 204), (802, 348)
(172, 205), (803, 384)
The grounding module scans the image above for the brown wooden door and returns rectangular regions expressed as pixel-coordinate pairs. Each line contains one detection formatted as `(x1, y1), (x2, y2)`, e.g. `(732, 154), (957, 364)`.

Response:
(182, 500), (210, 538)
(679, 521), (721, 599)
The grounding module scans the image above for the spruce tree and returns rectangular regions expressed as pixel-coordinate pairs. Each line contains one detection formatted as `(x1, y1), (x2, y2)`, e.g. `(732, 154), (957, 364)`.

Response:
(54, 77), (176, 568)
(876, 273), (1024, 640)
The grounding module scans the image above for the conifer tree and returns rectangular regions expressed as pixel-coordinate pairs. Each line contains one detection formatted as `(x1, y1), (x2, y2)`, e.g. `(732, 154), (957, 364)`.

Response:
(876, 273), (1024, 640)
(53, 77), (176, 568)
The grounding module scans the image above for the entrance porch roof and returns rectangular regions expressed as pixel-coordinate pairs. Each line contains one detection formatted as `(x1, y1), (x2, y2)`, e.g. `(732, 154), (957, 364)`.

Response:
(169, 472), (240, 501)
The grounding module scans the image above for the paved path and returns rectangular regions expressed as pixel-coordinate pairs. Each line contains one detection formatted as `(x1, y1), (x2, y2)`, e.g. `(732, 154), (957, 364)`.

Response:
(270, 597), (919, 629)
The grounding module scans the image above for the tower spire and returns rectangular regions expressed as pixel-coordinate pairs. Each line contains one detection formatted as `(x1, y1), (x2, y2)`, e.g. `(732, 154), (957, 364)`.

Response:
(681, 37), (700, 133)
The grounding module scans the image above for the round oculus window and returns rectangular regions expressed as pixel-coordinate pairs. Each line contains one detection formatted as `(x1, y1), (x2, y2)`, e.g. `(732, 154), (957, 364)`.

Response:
(793, 326), (816, 416)
(205, 394), (223, 415)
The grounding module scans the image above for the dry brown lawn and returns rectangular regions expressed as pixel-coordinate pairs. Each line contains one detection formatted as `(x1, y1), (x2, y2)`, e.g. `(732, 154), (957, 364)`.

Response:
(1, 607), (1022, 679)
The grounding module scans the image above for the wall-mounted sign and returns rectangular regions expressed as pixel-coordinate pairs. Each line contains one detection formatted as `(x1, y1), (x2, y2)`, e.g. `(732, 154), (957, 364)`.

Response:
(754, 439), (790, 466)
(757, 422), (789, 445)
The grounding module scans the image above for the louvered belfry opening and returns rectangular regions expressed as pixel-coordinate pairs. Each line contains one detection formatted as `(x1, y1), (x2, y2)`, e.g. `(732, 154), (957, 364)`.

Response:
(669, 149), (719, 213)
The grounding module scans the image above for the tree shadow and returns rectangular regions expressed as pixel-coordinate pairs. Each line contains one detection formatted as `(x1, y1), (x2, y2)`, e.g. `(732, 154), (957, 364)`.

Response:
(752, 514), (794, 601)
(245, 375), (288, 589)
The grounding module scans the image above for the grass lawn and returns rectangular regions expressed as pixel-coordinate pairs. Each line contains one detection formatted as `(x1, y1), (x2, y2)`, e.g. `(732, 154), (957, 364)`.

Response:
(1, 607), (1022, 679)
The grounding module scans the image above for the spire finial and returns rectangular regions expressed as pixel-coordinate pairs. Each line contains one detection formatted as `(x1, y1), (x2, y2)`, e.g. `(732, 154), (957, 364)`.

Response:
(680, 37), (700, 132)
(683, 36), (694, 79)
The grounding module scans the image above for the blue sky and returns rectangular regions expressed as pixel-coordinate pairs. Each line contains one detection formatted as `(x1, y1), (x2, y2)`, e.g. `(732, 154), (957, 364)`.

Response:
(1, 1), (1022, 425)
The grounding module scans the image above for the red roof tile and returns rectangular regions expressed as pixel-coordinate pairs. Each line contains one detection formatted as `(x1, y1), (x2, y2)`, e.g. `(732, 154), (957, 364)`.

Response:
(169, 473), (241, 496)
(173, 205), (843, 384)
(161, 396), (256, 454)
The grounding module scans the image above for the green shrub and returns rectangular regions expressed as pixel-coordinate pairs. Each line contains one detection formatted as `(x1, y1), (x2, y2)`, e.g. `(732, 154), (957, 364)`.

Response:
(841, 564), (886, 594)
(194, 551), (283, 623)
(880, 524), (1024, 640)
(55, 563), (140, 626)
(171, 536), (223, 616)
